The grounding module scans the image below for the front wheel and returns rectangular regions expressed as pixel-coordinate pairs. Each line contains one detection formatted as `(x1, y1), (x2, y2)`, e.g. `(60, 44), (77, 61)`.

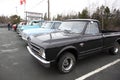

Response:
(109, 42), (120, 55)
(57, 52), (76, 73)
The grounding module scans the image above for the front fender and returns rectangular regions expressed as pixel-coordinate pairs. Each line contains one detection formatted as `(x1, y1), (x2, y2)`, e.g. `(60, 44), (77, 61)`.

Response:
(56, 45), (79, 60)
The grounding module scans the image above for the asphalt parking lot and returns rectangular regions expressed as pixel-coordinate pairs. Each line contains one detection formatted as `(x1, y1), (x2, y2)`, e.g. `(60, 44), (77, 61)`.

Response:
(0, 28), (120, 80)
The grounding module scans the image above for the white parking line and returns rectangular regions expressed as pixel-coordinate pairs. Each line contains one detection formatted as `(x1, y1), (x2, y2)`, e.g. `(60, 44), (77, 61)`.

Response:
(0, 48), (18, 53)
(76, 59), (120, 80)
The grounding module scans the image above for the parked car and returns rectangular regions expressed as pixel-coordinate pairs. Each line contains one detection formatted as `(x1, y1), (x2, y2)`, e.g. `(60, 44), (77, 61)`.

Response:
(21, 21), (61, 41)
(17, 22), (26, 33)
(18, 20), (44, 36)
(27, 19), (120, 73)
(12, 24), (17, 31)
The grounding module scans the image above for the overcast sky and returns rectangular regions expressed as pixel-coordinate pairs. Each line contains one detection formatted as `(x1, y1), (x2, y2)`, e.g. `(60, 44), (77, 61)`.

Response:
(0, 0), (119, 18)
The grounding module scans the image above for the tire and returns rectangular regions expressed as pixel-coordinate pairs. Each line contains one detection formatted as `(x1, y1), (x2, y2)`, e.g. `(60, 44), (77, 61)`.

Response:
(57, 52), (76, 73)
(109, 42), (120, 55)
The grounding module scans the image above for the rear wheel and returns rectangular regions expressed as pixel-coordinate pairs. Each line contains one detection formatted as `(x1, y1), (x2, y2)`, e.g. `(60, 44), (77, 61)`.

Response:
(57, 52), (76, 73)
(109, 42), (120, 55)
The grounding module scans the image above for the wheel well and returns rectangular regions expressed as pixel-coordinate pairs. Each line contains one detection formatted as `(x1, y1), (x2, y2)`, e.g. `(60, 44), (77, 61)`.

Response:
(116, 39), (120, 45)
(56, 48), (78, 63)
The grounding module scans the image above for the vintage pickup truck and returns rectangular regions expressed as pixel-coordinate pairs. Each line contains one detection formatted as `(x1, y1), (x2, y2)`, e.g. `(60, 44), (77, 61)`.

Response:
(27, 19), (120, 73)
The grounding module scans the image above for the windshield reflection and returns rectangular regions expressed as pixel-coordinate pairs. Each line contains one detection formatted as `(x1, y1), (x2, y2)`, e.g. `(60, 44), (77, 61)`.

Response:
(41, 22), (53, 29)
(59, 21), (87, 33)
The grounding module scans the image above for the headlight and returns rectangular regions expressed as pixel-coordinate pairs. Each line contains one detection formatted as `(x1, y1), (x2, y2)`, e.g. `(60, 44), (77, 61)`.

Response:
(21, 29), (24, 32)
(22, 32), (25, 36)
(27, 36), (31, 42)
(39, 48), (46, 59)
(23, 33), (28, 38)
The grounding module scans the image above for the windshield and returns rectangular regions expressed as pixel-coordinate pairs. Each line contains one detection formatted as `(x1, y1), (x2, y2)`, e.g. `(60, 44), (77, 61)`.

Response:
(41, 22), (53, 29)
(19, 22), (26, 25)
(59, 21), (87, 33)
(28, 21), (42, 26)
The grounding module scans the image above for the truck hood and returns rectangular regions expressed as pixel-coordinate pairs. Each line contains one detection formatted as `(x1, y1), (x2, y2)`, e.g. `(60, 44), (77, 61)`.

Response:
(23, 28), (55, 35)
(30, 31), (81, 49)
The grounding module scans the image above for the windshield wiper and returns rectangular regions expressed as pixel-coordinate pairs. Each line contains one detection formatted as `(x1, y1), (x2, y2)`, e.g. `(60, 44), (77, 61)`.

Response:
(64, 30), (71, 33)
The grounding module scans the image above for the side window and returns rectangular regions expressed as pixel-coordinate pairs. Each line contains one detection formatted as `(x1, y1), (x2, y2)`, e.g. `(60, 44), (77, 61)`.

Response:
(85, 22), (99, 35)
(52, 22), (61, 29)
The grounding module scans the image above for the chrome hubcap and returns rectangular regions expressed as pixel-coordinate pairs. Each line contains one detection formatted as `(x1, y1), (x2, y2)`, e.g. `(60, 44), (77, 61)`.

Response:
(62, 57), (73, 71)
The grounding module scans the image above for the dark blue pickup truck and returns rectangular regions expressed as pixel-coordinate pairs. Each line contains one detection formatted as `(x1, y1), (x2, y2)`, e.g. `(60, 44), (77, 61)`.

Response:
(27, 19), (120, 73)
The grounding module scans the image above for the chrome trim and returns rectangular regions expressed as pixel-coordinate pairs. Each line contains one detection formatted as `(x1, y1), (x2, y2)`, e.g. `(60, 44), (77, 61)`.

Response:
(30, 42), (40, 49)
(22, 36), (27, 41)
(30, 42), (41, 54)
(27, 46), (50, 65)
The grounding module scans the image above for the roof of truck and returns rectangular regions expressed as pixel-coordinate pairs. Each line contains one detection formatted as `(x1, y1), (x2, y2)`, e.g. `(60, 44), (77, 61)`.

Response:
(65, 19), (99, 22)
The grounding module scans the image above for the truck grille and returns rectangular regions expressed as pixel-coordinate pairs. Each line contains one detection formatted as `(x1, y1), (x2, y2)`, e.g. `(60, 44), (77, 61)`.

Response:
(28, 42), (43, 57)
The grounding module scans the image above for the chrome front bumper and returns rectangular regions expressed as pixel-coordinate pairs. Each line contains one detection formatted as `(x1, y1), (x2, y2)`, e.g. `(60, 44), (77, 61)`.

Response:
(27, 46), (50, 68)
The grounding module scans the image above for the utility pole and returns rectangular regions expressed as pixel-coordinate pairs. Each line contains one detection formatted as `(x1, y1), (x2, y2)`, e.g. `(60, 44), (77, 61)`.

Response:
(48, 0), (50, 20)
(102, 12), (104, 30)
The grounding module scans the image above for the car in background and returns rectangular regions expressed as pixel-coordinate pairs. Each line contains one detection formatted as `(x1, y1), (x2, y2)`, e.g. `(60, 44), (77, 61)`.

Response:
(21, 21), (61, 41)
(18, 20), (44, 36)
(12, 24), (17, 31)
(17, 22), (26, 33)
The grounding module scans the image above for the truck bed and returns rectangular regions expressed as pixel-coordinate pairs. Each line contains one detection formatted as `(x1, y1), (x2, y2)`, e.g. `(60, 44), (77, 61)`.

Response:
(101, 30), (119, 33)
